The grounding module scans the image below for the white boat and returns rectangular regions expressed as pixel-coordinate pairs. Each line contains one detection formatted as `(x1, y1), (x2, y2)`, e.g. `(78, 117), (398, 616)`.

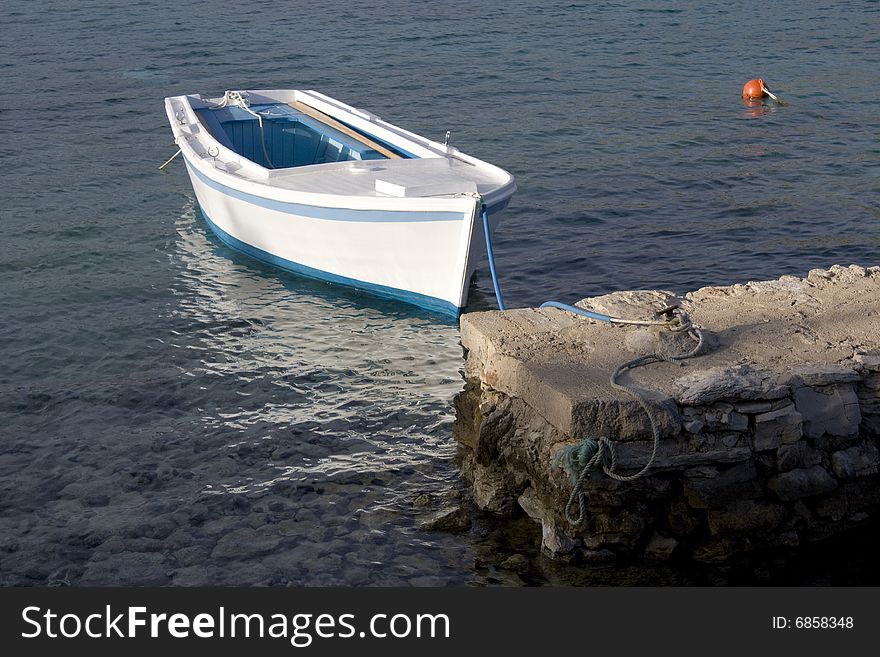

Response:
(163, 89), (516, 316)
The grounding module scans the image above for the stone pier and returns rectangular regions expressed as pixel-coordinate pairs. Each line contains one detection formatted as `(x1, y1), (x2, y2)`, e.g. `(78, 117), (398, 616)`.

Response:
(453, 265), (880, 563)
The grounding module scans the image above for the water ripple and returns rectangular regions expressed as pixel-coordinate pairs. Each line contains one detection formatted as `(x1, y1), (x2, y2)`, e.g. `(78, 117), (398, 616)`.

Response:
(2, 0), (879, 586)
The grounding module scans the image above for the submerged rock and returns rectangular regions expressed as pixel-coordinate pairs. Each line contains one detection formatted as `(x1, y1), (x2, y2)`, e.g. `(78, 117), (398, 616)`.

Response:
(418, 505), (471, 533)
(413, 493), (433, 507)
(210, 528), (281, 560)
(499, 553), (530, 574)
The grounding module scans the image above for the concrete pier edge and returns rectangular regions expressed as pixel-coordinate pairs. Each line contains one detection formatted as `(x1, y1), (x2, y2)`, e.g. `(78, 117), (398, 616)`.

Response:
(452, 264), (880, 563)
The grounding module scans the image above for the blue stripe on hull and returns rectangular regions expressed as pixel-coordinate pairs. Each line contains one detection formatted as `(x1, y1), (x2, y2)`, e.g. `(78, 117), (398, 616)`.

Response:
(198, 207), (462, 318)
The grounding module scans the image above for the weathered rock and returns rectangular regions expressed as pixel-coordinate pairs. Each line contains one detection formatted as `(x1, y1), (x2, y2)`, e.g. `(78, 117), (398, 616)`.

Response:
(499, 553), (530, 574)
(683, 419), (704, 434)
(676, 365), (789, 405)
(777, 441), (824, 472)
(472, 462), (526, 517)
(517, 487), (547, 523)
(766, 529), (800, 548)
(794, 384), (861, 439)
(582, 507), (647, 550)
(735, 400), (774, 414)
(707, 500), (786, 535)
(475, 403), (514, 464)
(579, 548), (617, 563)
(723, 411), (749, 432)
(575, 290), (680, 320)
(691, 537), (753, 564)
(572, 475), (671, 508)
(452, 379), (482, 450)
(831, 442), (880, 478)
(753, 405), (803, 450)
(418, 505), (471, 533)
(807, 268), (833, 284)
(612, 440), (751, 471)
(768, 466), (838, 502)
(813, 495), (847, 521)
(643, 532), (678, 562)
(853, 353), (880, 372)
(810, 433), (861, 453)
(541, 518), (578, 555)
(856, 383), (880, 435)
(521, 482), (590, 555)
(820, 478), (880, 515)
(667, 497), (700, 536)
(826, 264), (868, 282)
(569, 395), (682, 443)
(786, 365), (861, 387)
(683, 461), (761, 509)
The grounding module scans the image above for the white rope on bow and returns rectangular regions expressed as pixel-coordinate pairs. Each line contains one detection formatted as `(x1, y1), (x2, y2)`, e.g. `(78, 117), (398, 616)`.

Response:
(210, 90), (275, 167)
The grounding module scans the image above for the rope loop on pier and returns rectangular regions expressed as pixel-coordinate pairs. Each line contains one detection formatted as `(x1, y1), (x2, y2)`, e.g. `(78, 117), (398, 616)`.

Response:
(555, 309), (705, 525)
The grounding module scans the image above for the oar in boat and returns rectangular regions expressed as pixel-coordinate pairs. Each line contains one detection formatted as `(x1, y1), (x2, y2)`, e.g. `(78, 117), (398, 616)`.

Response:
(289, 101), (402, 160)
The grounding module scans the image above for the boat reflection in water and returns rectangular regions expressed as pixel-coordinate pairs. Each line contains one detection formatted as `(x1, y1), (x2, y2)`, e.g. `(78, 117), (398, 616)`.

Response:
(166, 200), (478, 583)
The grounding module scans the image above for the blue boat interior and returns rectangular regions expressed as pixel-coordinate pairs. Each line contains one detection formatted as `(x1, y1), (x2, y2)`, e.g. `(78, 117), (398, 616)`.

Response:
(194, 103), (410, 169)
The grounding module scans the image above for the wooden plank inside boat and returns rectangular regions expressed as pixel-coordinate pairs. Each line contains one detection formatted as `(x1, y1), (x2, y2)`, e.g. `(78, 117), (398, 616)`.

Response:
(289, 101), (401, 159)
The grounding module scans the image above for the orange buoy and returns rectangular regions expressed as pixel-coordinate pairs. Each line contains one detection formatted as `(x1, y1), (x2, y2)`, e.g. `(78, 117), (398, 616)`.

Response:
(742, 78), (767, 100)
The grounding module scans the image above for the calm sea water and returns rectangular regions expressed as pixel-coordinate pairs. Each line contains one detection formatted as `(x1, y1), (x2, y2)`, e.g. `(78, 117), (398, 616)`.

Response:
(2, 0), (879, 585)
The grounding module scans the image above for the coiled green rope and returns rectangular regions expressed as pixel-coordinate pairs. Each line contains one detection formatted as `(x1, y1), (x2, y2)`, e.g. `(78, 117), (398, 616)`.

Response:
(554, 309), (705, 525)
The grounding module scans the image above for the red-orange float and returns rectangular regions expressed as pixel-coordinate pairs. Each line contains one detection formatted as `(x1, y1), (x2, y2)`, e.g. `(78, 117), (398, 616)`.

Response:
(742, 78), (767, 100)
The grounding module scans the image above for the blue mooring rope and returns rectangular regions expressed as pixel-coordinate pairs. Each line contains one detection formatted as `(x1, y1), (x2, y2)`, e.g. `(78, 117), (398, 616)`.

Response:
(481, 204), (506, 311)
(538, 301), (615, 323)
(480, 204), (614, 322)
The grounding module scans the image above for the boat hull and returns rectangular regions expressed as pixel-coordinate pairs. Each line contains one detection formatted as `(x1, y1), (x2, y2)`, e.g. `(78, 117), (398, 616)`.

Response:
(184, 158), (496, 316)
(165, 89), (515, 316)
